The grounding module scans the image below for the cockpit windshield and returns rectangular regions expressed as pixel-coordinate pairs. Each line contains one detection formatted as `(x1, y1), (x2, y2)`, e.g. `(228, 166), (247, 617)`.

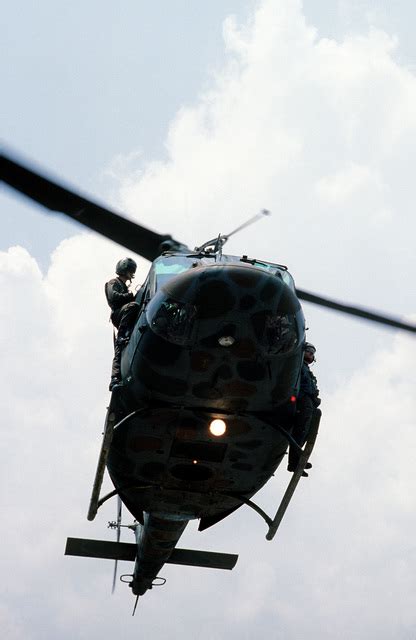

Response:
(152, 256), (194, 291)
(150, 253), (296, 293)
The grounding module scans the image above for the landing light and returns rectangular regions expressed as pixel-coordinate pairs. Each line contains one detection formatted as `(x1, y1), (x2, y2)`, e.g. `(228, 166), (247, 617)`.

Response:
(209, 419), (227, 437)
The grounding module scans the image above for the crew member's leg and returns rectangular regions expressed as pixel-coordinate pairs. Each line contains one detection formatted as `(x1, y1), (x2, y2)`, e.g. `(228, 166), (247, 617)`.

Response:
(109, 302), (140, 390)
(288, 395), (314, 473)
(117, 302), (140, 340)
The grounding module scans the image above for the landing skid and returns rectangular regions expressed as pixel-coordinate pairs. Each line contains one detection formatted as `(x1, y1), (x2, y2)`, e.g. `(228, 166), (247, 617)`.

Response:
(87, 391), (139, 521)
(223, 408), (321, 540)
(87, 394), (118, 521)
(266, 408), (321, 540)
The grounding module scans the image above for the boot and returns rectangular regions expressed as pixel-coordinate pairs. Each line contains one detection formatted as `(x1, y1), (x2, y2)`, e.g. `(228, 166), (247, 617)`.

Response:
(109, 340), (123, 391)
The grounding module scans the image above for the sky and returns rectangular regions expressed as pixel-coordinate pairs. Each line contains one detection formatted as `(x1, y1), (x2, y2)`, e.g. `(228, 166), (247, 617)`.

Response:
(1, 1), (416, 638)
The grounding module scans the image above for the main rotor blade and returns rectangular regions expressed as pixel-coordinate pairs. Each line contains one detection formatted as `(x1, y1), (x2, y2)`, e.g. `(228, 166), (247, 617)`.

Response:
(0, 153), (186, 262)
(296, 288), (416, 334)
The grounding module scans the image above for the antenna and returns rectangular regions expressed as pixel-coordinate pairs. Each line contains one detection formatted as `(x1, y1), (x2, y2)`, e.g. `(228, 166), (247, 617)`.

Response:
(224, 208), (271, 241)
(195, 209), (271, 253)
(132, 595), (139, 616)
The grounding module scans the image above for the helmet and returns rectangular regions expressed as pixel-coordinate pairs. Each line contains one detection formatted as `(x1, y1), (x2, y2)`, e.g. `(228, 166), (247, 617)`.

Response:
(116, 257), (137, 276)
(304, 342), (316, 353)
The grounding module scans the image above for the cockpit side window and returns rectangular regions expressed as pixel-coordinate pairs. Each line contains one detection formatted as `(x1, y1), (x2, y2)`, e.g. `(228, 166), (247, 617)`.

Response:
(250, 259), (295, 291)
(278, 270), (295, 291)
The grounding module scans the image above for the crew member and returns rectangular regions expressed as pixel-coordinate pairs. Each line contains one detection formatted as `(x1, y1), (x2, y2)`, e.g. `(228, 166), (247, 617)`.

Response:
(288, 342), (321, 476)
(105, 257), (140, 390)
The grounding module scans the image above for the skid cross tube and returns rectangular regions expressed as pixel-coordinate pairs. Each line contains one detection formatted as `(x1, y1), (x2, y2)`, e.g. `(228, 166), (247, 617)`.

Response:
(220, 493), (273, 528)
(97, 484), (154, 510)
(272, 424), (304, 454)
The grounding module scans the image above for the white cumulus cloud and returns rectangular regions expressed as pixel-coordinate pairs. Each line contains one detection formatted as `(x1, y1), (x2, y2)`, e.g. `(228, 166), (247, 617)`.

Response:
(2, 1), (416, 638)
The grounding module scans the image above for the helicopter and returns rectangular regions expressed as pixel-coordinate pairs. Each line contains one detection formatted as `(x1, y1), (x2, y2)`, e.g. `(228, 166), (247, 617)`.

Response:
(1, 152), (415, 611)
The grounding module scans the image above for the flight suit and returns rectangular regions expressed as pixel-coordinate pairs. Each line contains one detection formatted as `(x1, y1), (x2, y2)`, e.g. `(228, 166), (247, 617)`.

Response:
(105, 277), (140, 387)
(288, 363), (320, 471)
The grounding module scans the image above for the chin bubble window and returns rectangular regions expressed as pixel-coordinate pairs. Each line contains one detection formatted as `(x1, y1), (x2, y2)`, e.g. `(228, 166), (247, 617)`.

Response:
(264, 313), (299, 354)
(147, 297), (196, 345)
(251, 309), (303, 356)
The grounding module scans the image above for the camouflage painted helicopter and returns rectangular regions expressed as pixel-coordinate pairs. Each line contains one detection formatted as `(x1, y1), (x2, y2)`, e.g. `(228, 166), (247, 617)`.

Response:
(2, 153), (415, 611)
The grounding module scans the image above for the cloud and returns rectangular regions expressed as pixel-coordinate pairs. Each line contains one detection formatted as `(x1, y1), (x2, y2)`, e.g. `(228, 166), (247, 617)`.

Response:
(112, 1), (415, 305)
(315, 163), (384, 203)
(2, 1), (416, 638)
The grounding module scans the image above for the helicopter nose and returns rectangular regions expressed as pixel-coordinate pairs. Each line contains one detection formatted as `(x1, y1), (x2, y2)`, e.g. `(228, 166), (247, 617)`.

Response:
(146, 263), (302, 352)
